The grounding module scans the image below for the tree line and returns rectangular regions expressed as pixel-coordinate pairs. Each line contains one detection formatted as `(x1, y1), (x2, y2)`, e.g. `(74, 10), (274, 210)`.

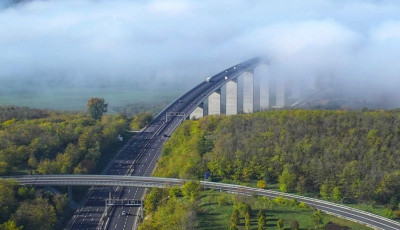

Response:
(0, 109), (129, 176)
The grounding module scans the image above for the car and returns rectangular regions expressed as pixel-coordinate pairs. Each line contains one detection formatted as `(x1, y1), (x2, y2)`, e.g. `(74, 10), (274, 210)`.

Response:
(122, 211), (127, 216)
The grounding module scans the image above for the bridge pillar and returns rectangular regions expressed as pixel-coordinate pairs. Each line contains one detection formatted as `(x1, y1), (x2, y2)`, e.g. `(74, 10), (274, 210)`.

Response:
(256, 64), (270, 110)
(242, 70), (254, 113)
(225, 80), (238, 115)
(190, 103), (204, 119)
(208, 90), (221, 115)
(276, 78), (285, 108)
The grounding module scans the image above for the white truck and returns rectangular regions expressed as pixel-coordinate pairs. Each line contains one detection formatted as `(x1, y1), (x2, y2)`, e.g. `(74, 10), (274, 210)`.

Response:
(205, 77), (212, 82)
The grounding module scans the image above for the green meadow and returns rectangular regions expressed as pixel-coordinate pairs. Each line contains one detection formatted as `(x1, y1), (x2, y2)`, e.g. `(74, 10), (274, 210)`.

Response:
(0, 86), (183, 111)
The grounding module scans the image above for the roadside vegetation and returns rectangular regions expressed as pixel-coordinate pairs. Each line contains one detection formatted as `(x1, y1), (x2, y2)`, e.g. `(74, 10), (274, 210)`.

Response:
(140, 184), (371, 230)
(0, 101), (131, 230)
(151, 109), (400, 224)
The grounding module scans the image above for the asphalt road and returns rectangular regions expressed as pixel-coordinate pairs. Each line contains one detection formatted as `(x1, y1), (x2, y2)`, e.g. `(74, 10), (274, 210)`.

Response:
(63, 57), (261, 230)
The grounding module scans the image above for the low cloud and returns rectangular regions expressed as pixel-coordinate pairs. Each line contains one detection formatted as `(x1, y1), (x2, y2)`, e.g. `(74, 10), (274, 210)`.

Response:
(1, 0), (400, 107)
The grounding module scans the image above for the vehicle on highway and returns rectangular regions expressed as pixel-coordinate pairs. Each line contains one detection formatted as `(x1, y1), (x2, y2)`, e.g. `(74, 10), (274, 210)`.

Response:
(122, 211), (127, 216)
(205, 77), (212, 82)
(225, 76), (228, 80)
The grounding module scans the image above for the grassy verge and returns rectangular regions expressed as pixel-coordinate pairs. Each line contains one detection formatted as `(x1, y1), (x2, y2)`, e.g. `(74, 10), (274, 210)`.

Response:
(214, 179), (400, 224)
(196, 190), (372, 230)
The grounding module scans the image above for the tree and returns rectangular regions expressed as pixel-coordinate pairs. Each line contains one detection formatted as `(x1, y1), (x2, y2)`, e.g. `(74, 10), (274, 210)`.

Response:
(245, 211), (251, 230)
(311, 210), (324, 229)
(332, 186), (342, 202)
(277, 218), (284, 230)
(258, 210), (265, 230)
(15, 198), (57, 230)
(257, 180), (267, 189)
(181, 181), (201, 201)
(278, 166), (296, 192)
(144, 188), (162, 214)
(87, 98), (108, 120)
(320, 184), (329, 200)
(230, 209), (240, 228)
(0, 219), (23, 230)
(131, 112), (153, 130)
(291, 219), (299, 230)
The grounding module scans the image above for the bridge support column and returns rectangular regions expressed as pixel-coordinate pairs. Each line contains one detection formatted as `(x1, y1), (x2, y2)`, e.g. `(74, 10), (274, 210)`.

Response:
(208, 90), (221, 115)
(225, 80), (238, 115)
(276, 78), (285, 108)
(242, 70), (254, 113)
(256, 64), (270, 110)
(190, 103), (204, 119)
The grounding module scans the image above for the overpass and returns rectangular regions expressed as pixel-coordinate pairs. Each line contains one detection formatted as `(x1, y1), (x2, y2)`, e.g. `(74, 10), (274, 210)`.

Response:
(4, 174), (400, 230)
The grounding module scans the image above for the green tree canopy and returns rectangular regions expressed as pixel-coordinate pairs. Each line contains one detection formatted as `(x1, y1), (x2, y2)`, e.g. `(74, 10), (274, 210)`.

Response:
(87, 98), (108, 120)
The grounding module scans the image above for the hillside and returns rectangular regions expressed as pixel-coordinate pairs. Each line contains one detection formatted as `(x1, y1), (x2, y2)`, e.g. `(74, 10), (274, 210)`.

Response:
(155, 110), (400, 214)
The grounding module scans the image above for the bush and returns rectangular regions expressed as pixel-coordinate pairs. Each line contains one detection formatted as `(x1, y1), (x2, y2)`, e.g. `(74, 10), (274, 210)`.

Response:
(393, 210), (400, 219)
(291, 219), (299, 230)
(257, 180), (267, 189)
(384, 208), (394, 219)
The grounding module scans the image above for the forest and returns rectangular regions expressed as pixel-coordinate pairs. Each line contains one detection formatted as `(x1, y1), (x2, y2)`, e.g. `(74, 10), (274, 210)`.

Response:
(0, 106), (130, 229)
(155, 110), (400, 218)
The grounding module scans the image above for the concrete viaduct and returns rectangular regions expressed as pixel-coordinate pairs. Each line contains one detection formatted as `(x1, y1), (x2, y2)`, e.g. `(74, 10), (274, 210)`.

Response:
(189, 58), (290, 119)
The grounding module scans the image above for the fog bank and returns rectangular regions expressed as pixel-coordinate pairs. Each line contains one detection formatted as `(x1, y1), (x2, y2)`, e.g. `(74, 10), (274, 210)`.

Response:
(1, 0), (400, 107)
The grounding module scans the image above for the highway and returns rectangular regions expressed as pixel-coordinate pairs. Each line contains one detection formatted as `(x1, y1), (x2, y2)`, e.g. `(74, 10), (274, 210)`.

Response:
(60, 57), (261, 230)
(6, 175), (400, 230)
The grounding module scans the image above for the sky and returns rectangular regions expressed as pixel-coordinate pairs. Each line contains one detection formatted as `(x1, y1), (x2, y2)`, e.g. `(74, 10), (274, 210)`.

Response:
(1, 0), (400, 108)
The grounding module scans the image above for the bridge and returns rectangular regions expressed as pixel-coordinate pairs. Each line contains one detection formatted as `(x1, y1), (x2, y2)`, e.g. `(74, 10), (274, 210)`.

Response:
(4, 175), (400, 230)
(60, 57), (276, 230)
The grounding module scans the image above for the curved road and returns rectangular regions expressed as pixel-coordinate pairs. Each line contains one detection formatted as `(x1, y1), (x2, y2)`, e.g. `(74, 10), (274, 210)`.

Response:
(5, 175), (400, 230)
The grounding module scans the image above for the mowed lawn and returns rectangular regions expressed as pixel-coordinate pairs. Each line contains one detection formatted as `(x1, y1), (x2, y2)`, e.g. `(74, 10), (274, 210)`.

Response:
(195, 190), (372, 230)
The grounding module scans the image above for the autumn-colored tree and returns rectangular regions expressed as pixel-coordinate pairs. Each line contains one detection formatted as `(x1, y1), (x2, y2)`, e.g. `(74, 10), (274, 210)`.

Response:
(257, 180), (267, 189)
(87, 98), (108, 120)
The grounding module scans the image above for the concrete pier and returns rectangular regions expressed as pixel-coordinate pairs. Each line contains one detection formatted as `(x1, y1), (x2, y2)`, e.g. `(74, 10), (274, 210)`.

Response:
(208, 90), (221, 115)
(190, 104), (204, 119)
(276, 78), (285, 108)
(242, 70), (254, 113)
(256, 65), (270, 110)
(225, 80), (238, 115)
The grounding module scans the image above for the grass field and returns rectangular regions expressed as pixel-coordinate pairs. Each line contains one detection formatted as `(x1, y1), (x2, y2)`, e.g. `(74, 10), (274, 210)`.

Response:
(0, 86), (184, 111)
(195, 190), (372, 230)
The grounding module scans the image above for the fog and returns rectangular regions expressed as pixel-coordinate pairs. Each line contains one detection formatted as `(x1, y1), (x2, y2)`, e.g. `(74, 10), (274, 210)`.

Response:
(1, 0), (400, 108)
